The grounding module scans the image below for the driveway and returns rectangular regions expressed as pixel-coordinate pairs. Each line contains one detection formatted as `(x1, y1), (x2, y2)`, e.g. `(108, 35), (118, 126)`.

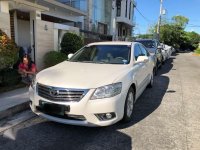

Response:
(0, 52), (199, 150)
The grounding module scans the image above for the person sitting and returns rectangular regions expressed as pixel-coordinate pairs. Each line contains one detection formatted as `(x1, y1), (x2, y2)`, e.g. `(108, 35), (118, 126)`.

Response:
(18, 55), (37, 84)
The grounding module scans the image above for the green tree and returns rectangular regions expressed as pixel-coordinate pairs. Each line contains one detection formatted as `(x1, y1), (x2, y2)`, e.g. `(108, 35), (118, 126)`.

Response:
(184, 31), (200, 50)
(136, 34), (154, 39)
(172, 15), (189, 28)
(158, 15), (194, 50)
(160, 24), (185, 49)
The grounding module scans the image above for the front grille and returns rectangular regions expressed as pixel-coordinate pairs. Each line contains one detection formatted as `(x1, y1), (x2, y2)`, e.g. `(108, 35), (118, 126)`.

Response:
(37, 83), (88, 102)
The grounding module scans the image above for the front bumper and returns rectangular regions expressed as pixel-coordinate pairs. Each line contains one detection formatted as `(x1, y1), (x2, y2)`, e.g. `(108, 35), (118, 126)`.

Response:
(29, 86), (126, 127)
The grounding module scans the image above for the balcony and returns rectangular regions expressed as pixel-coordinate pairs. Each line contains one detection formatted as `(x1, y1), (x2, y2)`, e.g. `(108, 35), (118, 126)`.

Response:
(116, 0), (135, 27)
(40, 0), (87, 16)
(116, 17), (135, 27)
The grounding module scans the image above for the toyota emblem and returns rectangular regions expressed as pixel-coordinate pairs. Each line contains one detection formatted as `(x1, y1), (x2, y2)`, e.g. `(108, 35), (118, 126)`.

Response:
(50, 89), (59, 96)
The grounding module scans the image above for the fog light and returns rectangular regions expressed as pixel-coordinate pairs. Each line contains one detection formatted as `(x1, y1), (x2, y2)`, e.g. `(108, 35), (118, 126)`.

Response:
(105, 113), (112, 119)
(95, 112), (116, 121)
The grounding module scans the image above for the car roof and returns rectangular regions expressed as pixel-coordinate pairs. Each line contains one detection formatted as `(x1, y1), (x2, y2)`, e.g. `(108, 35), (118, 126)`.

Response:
(87, 41), (136, 46)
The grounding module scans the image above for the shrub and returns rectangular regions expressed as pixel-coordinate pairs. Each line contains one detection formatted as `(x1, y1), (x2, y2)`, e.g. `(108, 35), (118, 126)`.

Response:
(0, 29), (19, 70)
(195, 48), (200, 54)
(60, 32), (83, 55)
(44, 51), (67, 68)
(0, 68), (21, 86)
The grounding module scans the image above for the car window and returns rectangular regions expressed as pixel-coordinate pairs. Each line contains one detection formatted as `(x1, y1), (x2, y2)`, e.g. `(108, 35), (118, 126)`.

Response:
(139, 44), (149, 56)
(134, 45), (142, 60)
(69, 45), (131, 64)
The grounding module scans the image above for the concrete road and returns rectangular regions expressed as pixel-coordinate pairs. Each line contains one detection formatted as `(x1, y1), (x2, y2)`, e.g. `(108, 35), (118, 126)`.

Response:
(0, 52), (199, 150)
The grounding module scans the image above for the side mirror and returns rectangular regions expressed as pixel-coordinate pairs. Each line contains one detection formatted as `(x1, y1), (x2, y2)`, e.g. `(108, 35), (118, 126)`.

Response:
(68, 53), (74, 59)
(136, 56), (148, 63)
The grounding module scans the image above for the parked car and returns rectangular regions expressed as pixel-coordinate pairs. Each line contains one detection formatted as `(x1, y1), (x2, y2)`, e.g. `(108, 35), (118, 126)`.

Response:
(29, 42), (154, 127)
(164, 44), (173, 57)
(135, 39), (163, 75)
(160, 43), (168, 63)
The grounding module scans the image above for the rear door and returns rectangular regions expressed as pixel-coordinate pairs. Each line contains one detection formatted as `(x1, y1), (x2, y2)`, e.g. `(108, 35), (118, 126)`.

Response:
(139, 44), (152, 83)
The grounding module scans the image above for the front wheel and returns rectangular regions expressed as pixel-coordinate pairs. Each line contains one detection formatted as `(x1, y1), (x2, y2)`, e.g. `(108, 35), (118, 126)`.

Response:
(122, 87), (135, 122)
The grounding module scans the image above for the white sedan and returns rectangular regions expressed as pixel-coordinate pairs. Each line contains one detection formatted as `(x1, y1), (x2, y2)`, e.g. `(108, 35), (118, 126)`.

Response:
(29, 42), (154, 126)
(163, 44), (173, 59)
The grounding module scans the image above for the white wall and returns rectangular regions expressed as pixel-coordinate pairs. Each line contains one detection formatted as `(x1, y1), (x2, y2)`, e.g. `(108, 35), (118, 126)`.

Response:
(17, 19), (31, 48)
(0, 1), (10, 37)
(35, 20), (54, 70)
(0, 1), (9, 13)
(0, 12), (10, 37)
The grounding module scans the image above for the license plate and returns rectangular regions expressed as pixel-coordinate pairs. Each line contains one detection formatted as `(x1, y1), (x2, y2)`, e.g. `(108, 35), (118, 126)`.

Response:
(39, 100), (70, 116)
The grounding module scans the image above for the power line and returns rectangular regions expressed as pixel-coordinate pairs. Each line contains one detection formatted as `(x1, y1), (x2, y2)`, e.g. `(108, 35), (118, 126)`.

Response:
(135, 6), (151, 22)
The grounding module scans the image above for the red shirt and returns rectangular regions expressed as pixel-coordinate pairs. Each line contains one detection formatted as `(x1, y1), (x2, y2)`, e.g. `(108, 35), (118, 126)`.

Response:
(18, 63), (37, 72)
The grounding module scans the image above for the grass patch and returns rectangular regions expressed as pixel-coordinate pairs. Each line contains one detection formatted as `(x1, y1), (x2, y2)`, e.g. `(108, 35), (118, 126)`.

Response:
(0, 82), (26, 94)
(194, 48), (200, 54)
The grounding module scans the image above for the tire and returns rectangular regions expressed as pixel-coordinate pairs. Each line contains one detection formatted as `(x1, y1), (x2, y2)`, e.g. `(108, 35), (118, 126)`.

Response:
(122, 87), (135, 123)
(147, 73), (154, 88)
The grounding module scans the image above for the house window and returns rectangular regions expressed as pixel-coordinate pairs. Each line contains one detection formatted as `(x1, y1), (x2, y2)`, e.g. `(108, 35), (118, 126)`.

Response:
(75, 22), (82, 29)
(116, 0), (121, 17)
(98, 22), (107, 34)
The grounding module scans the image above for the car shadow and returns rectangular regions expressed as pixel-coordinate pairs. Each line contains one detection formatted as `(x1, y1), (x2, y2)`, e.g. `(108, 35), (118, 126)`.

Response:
(0, 120), (132, 150)
(112, 55), (175, 129)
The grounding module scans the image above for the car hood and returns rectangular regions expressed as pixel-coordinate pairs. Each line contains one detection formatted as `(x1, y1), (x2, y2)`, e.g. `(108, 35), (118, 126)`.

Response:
(36, 61), (130, 89)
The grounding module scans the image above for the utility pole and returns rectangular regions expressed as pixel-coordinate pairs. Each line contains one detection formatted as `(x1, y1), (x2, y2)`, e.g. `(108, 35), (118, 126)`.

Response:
(157, 0), (163, 41)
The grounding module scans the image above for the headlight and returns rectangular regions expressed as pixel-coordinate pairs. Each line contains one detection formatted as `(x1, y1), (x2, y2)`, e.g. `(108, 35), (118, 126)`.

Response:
(30, 76), (36, 89)
(91, 82), (122, 100)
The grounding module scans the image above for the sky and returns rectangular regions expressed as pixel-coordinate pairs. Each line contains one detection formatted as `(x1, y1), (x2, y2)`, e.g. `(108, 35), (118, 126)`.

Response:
(134, 0), (200, 35)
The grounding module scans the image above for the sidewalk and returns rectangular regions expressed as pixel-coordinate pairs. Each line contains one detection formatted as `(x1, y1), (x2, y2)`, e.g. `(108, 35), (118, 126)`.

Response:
(0, 87), (30, 120)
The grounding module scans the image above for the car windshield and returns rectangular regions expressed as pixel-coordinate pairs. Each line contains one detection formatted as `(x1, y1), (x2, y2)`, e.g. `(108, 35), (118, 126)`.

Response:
(136, 40), (156, 49)
(69, 45), (131, 64)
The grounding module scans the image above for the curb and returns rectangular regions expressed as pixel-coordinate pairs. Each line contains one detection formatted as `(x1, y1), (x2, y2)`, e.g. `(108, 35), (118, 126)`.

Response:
(0, 101), (30, 120)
